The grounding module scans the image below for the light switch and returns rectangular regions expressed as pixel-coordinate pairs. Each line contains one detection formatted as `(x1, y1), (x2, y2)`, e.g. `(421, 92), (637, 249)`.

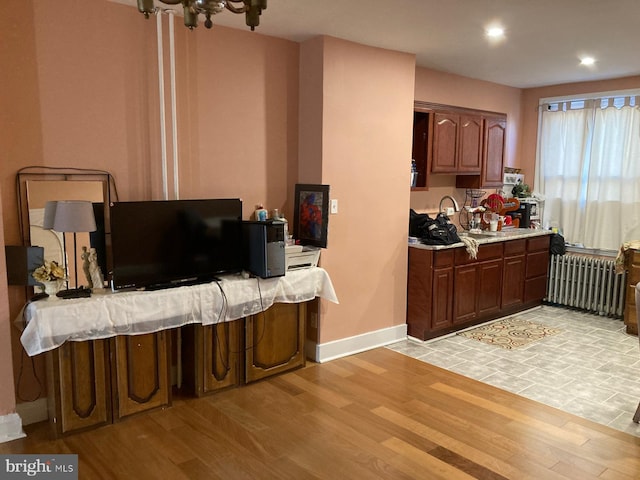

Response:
(330, 199), (338, 214)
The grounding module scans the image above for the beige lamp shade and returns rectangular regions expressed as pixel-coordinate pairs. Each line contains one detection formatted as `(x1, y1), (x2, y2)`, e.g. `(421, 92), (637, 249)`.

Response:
(42, 201), (58, 230)
(52, 200), (97, 233)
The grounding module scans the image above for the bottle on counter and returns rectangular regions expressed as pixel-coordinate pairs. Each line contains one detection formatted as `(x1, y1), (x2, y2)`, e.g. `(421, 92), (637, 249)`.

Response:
(255, 204), (268, 221)
(410, 159), (418, 187)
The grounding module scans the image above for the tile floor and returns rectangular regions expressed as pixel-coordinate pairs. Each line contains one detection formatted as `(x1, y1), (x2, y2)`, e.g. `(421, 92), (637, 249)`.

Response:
(387, 305), (640, 437)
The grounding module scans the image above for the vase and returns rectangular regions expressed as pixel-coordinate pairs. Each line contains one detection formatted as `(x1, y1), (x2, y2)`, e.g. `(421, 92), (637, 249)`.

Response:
(42, 280), (62, 296)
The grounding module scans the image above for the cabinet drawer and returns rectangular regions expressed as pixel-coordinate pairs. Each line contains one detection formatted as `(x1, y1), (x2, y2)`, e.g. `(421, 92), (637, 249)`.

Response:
(434, 249), (455, 268)
(526, 250), (549, 279)
(504, 239), (526, 256)
(455, 242), (503, 265)
(527, 235), (551, 252)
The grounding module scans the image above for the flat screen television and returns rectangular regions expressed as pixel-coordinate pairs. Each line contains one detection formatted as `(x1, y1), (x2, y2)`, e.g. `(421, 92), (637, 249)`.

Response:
(110, 199), (243, 290)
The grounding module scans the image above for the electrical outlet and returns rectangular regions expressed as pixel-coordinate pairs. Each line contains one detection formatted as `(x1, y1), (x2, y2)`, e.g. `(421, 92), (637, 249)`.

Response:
(446, 207), (455, 216)
(330, 199), (338, 214)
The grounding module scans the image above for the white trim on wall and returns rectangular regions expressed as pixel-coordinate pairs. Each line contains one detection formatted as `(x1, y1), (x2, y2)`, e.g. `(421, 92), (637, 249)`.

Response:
(307, 324), (407, 363)
(0, 413), (26, 444)
(15, 398), (47, 427)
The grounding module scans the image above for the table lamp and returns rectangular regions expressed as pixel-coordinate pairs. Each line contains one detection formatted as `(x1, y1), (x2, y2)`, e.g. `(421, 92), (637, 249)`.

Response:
(52, 200), (97, 288)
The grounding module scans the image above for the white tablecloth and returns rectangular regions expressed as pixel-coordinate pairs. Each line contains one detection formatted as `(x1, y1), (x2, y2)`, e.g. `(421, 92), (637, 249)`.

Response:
(19, 267), (338, 356)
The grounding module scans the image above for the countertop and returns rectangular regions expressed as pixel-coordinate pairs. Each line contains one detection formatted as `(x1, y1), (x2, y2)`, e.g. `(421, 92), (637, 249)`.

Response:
(409, 228), (554, 250)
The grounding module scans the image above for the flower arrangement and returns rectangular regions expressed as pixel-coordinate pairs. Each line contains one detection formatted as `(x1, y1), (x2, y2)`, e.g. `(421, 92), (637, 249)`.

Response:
(32, 261), (66, 283)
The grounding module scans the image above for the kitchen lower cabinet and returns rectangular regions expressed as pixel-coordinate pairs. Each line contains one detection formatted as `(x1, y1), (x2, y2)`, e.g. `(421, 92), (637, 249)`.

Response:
(502, 239), (526, 309)
(181, 320), (243, 397)
(432, 250), (455, 331)
(524, 236), (551, 304)
(453, 243), (503, 324)
(453, 264), (478, 324)
(245, 302), (306, 383)
(111, 331), (171, 420)
(407, 234), (552, 341)
(46, 339), (111, 436)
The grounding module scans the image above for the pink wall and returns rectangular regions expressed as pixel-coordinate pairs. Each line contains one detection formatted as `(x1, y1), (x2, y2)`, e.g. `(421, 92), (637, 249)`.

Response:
(520, 75), (640, 188)
(0, 187), (16, 416)
(299, 37), (416, 343)
(0, 0), (41, 416)
(0, 0), (300, 409)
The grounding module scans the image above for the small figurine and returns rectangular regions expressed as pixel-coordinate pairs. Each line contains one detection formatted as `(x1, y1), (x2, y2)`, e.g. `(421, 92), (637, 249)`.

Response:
(81, 246), (92, 287)
(88, 248), (104, 289)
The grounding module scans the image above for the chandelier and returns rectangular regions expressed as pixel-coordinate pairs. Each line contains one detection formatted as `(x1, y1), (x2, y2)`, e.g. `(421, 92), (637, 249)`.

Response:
(137, 0), (267, 30)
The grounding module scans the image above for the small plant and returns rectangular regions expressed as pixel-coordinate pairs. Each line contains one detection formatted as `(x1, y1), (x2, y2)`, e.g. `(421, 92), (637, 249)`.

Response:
(32, 261), (66, 283)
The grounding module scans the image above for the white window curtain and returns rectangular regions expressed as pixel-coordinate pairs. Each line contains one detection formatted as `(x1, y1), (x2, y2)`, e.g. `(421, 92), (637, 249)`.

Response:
(535, 95), (640, 251)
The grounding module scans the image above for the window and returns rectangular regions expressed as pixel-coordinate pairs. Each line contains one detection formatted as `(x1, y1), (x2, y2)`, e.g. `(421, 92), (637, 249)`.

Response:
(535, 90), (640, 251)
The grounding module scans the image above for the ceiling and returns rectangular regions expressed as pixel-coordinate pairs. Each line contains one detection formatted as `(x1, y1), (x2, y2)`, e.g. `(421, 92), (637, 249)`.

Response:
(111, 0), (640, 89)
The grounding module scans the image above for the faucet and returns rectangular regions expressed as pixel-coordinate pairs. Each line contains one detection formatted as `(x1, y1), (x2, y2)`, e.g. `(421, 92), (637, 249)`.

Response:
(439, 195), (460, 214)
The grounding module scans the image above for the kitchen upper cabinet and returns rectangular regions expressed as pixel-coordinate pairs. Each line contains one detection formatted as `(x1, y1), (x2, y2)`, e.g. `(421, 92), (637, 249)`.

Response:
(456, 114), (507, 189)
(459, 115), (483, 172)
(482, 116), (507, 186)
(412, 102), (505, 191)
(431, 112), (482, 174)
(411, 111), (431, 189)
(431, 112), (458, 173)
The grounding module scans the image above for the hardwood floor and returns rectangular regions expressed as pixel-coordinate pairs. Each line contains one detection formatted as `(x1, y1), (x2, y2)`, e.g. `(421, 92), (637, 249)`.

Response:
(3, 347), (640, 479)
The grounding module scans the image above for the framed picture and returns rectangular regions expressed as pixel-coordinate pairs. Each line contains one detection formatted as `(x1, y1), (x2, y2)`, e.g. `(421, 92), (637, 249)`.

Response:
(293, 184), (330, 248)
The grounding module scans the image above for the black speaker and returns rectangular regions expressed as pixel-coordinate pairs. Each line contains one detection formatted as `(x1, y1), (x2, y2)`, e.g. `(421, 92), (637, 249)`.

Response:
(242, 221), (285, 279)
(5, 246), (44, 286)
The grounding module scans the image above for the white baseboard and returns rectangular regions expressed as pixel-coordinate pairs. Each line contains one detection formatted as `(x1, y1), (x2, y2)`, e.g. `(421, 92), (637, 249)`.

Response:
(15, 398), (48, 426)
(0, 413), (26, 444)
(307, 324), (407, 363)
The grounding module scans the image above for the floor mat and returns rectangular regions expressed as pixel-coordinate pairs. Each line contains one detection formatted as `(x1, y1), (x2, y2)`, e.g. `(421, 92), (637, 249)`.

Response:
(457, 317), (562, 349)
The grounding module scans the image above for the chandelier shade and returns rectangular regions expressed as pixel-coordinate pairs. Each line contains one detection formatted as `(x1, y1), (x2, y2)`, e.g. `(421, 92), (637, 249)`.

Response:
(137, 0), (267, 30)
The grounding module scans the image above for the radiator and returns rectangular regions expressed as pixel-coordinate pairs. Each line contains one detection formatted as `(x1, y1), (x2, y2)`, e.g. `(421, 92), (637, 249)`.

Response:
(545, 254), (626, 317)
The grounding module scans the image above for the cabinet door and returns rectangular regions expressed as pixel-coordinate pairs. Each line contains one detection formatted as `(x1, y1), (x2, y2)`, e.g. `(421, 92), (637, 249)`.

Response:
(478, 259), (503, 317)
(458, 115), (483, 172)
(46, 340), (111, 435)
(482, 117), (506, 187)
(431, 112), (459, 173)
(201, 321), (242, 393)
(245, 302), (306, 383)
(432, 267), (454, 330)
(453, 264), (478, 324)
(111, 331), (170, 420)
(502, 254), (526, 308)
(407, 248), (434, 339)
(182, 321), (242, 396)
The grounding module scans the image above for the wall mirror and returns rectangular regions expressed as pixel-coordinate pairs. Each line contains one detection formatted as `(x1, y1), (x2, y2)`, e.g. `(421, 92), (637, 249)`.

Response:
(16, 167), (117, 290)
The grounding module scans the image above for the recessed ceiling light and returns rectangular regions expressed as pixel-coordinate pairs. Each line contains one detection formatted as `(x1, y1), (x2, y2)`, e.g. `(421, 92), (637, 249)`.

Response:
(580, 56), (596, 66)
(486, 26), (505, 38)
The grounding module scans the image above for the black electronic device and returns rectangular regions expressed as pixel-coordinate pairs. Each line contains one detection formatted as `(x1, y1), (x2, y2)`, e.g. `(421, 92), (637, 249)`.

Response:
(57, 286), (92, 299)
(110, 199), (243, 290)
(5, 246), (44, 286)
(30, 292), (49, 302)
(242, 221), (285, 279)
(517, 202), (532, 228)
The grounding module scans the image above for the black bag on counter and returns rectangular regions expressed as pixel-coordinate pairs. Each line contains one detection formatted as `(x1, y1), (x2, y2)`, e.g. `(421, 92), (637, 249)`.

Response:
(409, 209), (461, 245)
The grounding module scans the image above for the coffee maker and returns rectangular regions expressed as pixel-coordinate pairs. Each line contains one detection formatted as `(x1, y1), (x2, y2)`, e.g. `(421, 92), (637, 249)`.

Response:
(516, 198), (540, 228)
